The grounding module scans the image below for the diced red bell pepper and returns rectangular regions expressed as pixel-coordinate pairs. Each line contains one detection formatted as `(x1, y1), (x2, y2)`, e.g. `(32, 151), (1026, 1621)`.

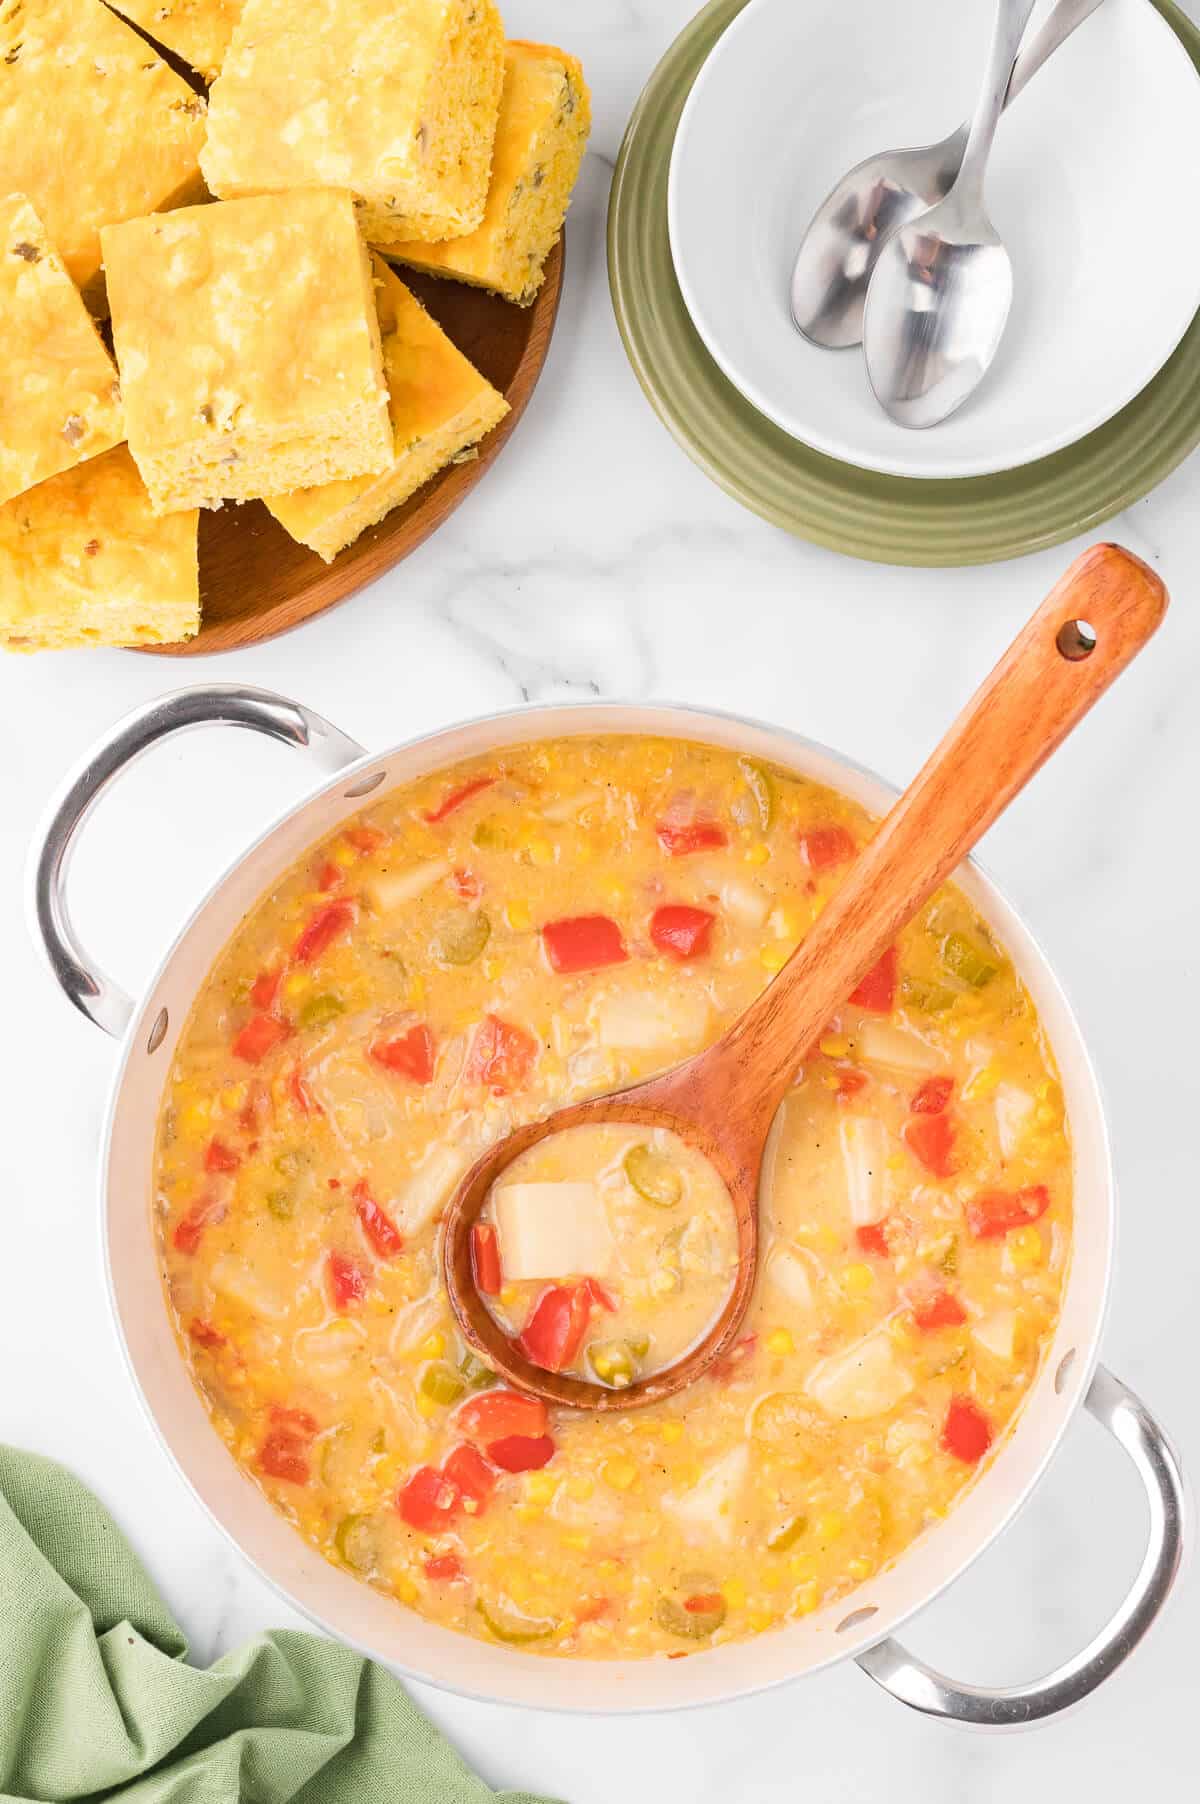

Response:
(293, 898), (356, 965)
(835, 1066), (868, 1101)
(317, 860), (342, 892)
(456, 1390), (548, 1446)
(369, 1021), (436, 1085)
(422, 775), (495, 824)
(797, 825), (857, 870)
(471, 1222), (502, 1295)
(518, 1283), (593, 1373)
(912, 1075), (954, 1114)
(204, 1137), (240, 1174)
(542, 914), (629, 974)
(487, 1434), (556, 1473)
(909, 1284), (967, 1332)
(902, 1111), (956, 1179)
(398, 1465), (461, 1531)
(289, 1065), (319, 1117)
(941, 1396), (994, 1464)
(233, 1012), (289, 1065)
(239, 1081), (270, 1134)
(250, 967), (281, 1009)
(452, 867), (482, 901)
(582, 1276), (618, 1312)
(465, 1014), (537, 1094)
(188, 1318), (225, 1350)
(424, 1553), (465, 1582)
(443, 1442), (496, 1512)
(649, 905), (716, 961)
(257, 1408), (317, 1485)
(684, 1591), (724, 1614)
(655, 819), (729, 857)
(575, 1596), (612, 1624)
(344, 825), (385, 853)
(855, 1221), (891, 1258)
(354, 1181), (403, 1258)
(849, 945), (897, 1013)
(172, 1195), (224, 1255)
(966, 1185), (1050, 1240)
(328, 1249), (370, 1310)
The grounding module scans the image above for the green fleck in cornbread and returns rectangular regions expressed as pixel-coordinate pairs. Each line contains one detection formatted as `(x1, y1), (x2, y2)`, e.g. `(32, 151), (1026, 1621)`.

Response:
(201, 0), (506, 244)
(383, 40), (590, 305)
(0, 0), (207, 314)
(102, 190), (392, 513)
(0, 194), (125, 508)
(0, 446), (198, 651)
(107, 0), (243, 82)
(265, 257), (508, 561)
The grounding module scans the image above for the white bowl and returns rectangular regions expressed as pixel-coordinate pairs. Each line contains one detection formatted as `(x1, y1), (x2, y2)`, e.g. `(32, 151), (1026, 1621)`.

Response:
(668, 0), (1200, 479)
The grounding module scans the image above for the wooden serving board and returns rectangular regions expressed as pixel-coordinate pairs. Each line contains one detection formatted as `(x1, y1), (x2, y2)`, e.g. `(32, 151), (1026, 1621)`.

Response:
(141, 239), (564, 657)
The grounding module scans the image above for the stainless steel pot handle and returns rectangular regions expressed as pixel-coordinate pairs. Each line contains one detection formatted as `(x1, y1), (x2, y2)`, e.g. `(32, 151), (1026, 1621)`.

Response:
(28, 684), (366, 1039)
(858, 1365), (1186, 1727)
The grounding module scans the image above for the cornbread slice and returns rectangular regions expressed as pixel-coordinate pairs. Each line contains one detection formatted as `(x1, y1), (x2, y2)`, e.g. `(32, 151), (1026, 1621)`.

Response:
(201, 0), (506, 244)
(265, 258), (509, 561)
(107, 0), (243, 81)
(0, 195), (124, 508)
(0, 446), (199, 651)
(383, 41), (590, 305)
(102, 190), (392, 513)
(0, 0), (207, 314)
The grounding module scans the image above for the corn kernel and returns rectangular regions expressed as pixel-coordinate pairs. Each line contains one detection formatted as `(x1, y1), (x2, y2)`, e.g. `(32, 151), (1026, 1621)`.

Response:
(744, 843), (770, 866)
(482, 958), (501, 981)
(514, 1504), (542, 1524)
(843, 1263), (875, 1296)
(602, 879), (627, 907)
(847, 1556), (874, 1581)
(505, 900), (532, 932)
(1009, 1226), (1044, 1270)
(602, 1457), (638, 1491)
(661, 1420), (684, 1444)
(760, 944), (790, 974)
(567, 1475), (594, 1502)
(178, 1100), (210, 1137)
(722, 1578), (747, 1608)
(528, 838), (555, 868)
(415, 1394), (437, 1419)
(793, 1582), (820, 1617)
(651, 1269), (679, 1295)
(331, 841), (358, 869)
(393, 1575), (419, 1605)
(818, 1033), (849, 1059)
(499, 1286), (520, 1310)
(219, 1083), (247, 1115)
(281, 971), (311, 1004)
(815, 1512), (844, 1542)
(562, 1531), (591, 1552)
(766, 1328), (795, 1356)
(963, 1063), (1000, 1102)
(773, 907), (801, 940)
(419, 1332), (446, 1359)
(524, 1472), (557, 1505)
(748, 1609), (777, 1633)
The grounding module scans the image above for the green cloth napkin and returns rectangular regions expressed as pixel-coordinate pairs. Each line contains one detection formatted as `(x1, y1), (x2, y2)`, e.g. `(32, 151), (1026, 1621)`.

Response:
(0, 1446), (558, 1804)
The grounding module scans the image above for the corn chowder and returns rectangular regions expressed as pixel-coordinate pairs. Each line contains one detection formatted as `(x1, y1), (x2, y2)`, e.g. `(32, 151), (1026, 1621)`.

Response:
(155, 736), (1072, 1657)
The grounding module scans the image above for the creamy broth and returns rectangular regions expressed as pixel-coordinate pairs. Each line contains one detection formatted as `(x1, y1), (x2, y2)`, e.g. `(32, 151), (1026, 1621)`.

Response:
(154, 736), (1072, 1657)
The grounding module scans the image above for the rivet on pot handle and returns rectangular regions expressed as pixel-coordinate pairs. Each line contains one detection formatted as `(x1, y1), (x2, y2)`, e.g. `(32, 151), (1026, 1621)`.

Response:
(27, 684), (366, 1039)
(858, 1366), (1186, 1727)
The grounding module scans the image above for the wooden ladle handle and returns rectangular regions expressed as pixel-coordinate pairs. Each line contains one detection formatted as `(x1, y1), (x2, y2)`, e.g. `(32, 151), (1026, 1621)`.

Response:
(705, 544), (1166, 1136)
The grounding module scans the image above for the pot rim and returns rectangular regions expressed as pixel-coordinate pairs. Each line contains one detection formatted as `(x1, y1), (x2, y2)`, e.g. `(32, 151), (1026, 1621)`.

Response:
(94, 695), (1114, 1713)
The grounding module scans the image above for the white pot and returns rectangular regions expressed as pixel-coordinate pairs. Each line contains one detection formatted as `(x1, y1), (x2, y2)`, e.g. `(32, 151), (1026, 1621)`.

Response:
(28, 685), (1186, 1725)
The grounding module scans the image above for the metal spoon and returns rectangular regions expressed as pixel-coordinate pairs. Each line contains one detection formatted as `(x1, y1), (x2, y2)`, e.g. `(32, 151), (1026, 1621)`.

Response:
(790, 0), (1105, 350)
(862, 0), (1042, 427)
(442, 545), (1166, 1412)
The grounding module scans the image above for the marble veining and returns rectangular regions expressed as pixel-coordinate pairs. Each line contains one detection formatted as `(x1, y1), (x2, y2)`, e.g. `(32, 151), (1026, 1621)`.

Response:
(0, 2), (1195, 1797)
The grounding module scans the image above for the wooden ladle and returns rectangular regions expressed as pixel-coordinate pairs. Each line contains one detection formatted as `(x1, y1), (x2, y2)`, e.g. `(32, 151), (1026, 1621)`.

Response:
(443, 544), (1166, 1410)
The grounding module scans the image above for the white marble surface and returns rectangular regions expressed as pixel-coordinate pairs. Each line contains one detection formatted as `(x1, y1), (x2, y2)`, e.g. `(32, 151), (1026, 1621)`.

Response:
(1, 1), (1197, 1795)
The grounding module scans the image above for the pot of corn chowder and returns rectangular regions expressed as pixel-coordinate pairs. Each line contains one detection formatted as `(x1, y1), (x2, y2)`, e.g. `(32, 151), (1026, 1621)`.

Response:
(29, 688), (1184, 1721)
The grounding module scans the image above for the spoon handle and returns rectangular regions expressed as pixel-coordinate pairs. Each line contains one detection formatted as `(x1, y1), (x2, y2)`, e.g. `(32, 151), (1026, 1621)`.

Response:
(957, 0), (1039, 201)
(709, 544), (1166, 1135)
(1006, 0), (1106, 106)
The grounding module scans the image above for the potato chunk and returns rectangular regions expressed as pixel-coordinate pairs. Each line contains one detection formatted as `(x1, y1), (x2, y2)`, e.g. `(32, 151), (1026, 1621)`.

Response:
(493, 1181), (615, 1281)
(805, 1328), (914, 1421)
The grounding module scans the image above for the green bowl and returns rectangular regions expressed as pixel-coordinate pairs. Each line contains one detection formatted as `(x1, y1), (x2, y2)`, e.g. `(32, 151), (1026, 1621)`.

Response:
(608, 0), (1200, 566)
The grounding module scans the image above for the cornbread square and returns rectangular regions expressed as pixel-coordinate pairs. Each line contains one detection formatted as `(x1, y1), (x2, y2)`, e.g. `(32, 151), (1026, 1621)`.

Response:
(0, 195), (124, 508)
(102, 190), (392, 513)
(265, 259), (508, 561)
(202, 0), (506, 244)
(0, 446), (199, 651)
(107, 0), (243, 82)
(0, 0), (207, 314)
(383, 41), (590, 305)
